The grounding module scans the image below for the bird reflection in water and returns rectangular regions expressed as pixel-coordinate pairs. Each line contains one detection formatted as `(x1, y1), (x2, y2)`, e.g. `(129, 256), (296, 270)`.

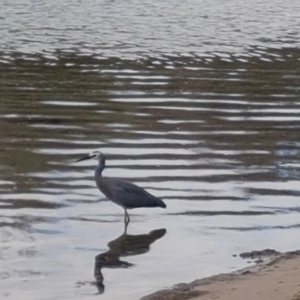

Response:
(94, 227), (167, 294)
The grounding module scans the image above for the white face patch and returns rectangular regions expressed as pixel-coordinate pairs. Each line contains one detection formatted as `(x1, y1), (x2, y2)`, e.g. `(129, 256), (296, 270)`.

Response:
(90, 151), (102, 159)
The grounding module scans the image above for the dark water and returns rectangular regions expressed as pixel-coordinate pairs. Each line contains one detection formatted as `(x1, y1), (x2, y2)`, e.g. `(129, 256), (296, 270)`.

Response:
(1, 1), (300, 300)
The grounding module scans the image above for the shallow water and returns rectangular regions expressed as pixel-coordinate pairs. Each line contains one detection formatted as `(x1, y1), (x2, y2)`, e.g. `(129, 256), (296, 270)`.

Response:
(1, 1), (300, 300)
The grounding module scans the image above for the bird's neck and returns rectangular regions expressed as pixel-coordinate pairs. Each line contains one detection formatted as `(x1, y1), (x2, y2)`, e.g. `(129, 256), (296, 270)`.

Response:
(95, 165), (104, 177)
(95, 156), (105, 177)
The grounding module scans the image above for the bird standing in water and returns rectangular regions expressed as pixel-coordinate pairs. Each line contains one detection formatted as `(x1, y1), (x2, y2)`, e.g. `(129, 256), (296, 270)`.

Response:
(76, 151), (166, 227)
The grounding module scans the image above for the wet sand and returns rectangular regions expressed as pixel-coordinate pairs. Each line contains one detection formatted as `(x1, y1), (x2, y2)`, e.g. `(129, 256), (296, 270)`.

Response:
(141, 250), (300, 300)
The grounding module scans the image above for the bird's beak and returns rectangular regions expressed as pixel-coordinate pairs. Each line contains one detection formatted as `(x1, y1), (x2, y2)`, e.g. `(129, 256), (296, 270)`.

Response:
(76, 154), (96, 162)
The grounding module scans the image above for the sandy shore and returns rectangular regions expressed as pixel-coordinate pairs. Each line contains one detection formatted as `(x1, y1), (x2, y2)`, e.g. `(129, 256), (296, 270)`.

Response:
(141, 249), (300, 300)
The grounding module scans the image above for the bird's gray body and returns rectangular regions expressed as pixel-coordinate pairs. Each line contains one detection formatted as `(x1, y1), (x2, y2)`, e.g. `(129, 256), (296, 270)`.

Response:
(95, 160), (166, 209)
(96, 174), (166, 209)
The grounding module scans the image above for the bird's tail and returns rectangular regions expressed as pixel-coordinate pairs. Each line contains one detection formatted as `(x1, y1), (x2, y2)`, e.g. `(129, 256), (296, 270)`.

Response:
(156, 198), (167, 208)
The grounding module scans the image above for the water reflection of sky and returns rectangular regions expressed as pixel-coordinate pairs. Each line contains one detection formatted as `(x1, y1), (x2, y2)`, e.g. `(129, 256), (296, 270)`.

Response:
(1, 0), (300, 58)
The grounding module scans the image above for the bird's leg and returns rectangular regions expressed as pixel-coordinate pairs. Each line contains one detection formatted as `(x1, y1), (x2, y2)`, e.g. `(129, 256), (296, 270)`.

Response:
(126, 210), (130, 224)
(123, 209), (130, 233)
(124, 209), (130, 225)
(124, 217), (129, 234)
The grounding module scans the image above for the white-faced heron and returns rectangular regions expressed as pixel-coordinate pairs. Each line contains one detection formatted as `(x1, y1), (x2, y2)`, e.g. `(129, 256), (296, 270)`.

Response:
(76, 151), (166, 226)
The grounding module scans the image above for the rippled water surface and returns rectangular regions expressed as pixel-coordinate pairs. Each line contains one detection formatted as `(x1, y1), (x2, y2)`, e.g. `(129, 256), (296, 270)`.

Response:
(1, 1), (300, 300)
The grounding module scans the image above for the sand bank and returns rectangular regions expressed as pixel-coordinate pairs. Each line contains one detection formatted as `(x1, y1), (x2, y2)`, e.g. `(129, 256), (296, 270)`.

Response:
(141, 249), (300, 300)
